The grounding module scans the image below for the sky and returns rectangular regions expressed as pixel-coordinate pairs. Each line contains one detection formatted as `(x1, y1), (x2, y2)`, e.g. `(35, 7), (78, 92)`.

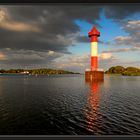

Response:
(0, 5), (140, 73)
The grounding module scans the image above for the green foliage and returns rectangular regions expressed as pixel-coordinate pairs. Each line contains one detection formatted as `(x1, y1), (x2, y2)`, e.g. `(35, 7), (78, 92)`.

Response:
(105, 66), (140, 76)
(0, 68), (80, 75)
(106, 66), (125, 74)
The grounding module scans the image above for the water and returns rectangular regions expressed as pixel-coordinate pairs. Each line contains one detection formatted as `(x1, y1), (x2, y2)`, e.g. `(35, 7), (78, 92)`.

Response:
(0, 74), (139, 135)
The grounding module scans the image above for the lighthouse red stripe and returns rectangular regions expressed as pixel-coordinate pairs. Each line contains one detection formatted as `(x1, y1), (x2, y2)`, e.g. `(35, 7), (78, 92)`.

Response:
(91, 56), (98, 71)
(90, 36), (98, 42)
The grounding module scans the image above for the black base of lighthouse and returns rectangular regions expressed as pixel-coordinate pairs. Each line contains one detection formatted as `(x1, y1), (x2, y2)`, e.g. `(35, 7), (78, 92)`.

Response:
(85, 70), (104, 82)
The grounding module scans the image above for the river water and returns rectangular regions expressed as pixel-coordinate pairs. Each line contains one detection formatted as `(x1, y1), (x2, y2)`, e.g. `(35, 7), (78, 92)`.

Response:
(0, 74), (139, 135)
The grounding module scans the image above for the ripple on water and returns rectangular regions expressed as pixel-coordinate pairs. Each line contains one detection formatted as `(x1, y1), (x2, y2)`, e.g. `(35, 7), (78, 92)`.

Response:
(0, 75), (140, 134)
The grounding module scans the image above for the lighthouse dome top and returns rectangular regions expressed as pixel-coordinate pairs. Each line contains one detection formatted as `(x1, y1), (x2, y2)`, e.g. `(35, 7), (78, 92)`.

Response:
(88, 25), (100, 37)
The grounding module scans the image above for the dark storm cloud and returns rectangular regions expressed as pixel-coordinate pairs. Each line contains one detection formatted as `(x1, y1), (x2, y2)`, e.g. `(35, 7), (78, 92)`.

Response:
(76, 36), (89, 43)
(0, 49), (63, 67)
(0, 5), (102, 53)
(104, 5), (140, 20)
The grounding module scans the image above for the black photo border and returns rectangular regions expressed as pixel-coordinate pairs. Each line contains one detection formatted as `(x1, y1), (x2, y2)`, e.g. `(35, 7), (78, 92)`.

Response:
(0, 0), (140, 140)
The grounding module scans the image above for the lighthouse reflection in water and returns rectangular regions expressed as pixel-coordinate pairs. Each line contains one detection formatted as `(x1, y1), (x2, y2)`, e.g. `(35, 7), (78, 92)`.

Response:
(85, 78), (104, 134)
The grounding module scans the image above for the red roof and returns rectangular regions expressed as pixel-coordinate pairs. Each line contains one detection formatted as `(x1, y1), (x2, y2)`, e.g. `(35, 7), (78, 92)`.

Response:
(88, 25), (100, 37)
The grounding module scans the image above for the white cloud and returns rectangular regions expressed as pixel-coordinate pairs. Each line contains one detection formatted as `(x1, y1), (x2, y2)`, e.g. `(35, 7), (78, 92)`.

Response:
(114, 36), (132, 42)
(50, 54), (90, 73)
(126, 20), (140, 29)
(102, 47), (140, 53)
(0, 52), (7, 60)
(0, 9), (5, 21)
(104, 19), (140, 56)
(48, 50), (55, 56)
(99, 53), (112, 60)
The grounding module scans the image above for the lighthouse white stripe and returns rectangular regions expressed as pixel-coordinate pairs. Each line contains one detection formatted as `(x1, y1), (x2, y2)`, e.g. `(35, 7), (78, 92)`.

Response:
(91, 42), (98, 56)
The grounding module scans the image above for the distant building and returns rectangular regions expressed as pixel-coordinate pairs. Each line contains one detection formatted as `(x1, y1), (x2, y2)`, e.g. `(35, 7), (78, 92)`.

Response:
(20, 71), (29, 74)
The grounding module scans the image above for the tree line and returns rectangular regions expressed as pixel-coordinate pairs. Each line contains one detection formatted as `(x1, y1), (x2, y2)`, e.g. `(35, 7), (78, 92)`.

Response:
(0, 68), (80, 75)
(105, 66), (140, 76)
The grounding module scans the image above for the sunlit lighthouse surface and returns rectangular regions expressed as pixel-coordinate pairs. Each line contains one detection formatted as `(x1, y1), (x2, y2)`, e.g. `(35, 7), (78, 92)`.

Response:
(85, 25), (104, 81)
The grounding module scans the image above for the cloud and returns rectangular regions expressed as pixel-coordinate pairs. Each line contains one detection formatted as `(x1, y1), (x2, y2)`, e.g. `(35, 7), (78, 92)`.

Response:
(0, 9), (41, 32)
(0, 9), (5, 21)
(0, 52), (7, 60)
(107, 19), (140, 54)
(0, 6), (102, 51)
(1, 5), (139, 53)
(102, 47), (140, 53)
(0, 5), (102, 68)
(76, 35), (89, 43)
(50, 54), (90, 72)
(0, 21), (41, 32)
(114, 36), (132, 44)
(99, 53), (113, 60)
(48, 50), (55, 56)
(124, 20), (140, 32)
(99, 54), (132, 70)
(50, 53), (117, 72)
(104, 5), (140, 21)
(0, 49), (63, 67)
(0, 5), (140, 69)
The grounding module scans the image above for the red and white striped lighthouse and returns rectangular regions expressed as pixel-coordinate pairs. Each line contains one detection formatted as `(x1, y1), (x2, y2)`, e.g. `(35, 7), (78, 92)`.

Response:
(88, 25), (100, 71)
(85, 25), (104, 81)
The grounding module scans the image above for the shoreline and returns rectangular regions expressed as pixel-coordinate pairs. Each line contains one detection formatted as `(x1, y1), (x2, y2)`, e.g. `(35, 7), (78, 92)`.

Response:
(0, 73), (81, 75)
(105, 73), (140, 76)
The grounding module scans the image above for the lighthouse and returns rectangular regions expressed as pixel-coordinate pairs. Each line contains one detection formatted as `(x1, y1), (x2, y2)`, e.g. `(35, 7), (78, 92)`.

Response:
(85, 25), (104, 81)
(89, 25), (100, 71)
